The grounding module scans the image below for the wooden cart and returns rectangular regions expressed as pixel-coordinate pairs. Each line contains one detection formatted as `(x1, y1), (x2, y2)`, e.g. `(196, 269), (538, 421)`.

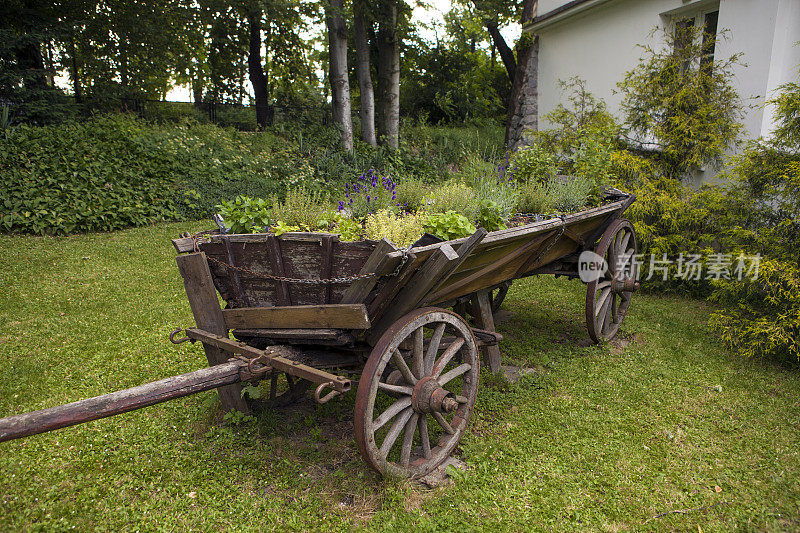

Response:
(0, 190), (639, 478)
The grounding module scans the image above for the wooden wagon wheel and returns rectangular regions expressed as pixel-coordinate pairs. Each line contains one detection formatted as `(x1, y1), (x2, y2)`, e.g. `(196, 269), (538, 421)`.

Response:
(354, 308), (479, 478)
(585, 219), (640, 343)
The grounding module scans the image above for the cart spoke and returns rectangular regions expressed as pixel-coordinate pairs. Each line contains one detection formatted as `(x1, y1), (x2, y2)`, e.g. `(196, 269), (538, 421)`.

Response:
(620, 231), (631, 257)
(611, 293), (619, 323)
(595, 287), (612, 317)
(391, 349), (417, 384)
(432, 337), (465, 377)
(378, 382), (413, 395)
(418, 415), (432, 459)
(412, 327), (424, 379)
(433, 412), (454, 434)
(438, 363), (472, 386)
(597, 280), (611, 290)
(373, 397), (412, 431)
(602, 296), (612, 333)
(455, 395), (468, 403)
(425, 323), (446, 376)
(379, 407), (414, 457)
(400, 413), (419, 467)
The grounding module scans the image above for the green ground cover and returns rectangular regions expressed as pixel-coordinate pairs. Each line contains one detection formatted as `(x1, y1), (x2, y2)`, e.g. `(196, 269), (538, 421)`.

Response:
(0, 222), (798, 531)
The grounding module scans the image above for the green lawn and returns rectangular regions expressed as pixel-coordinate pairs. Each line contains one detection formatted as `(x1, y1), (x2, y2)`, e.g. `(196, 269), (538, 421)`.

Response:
(0, 222), (798, 531)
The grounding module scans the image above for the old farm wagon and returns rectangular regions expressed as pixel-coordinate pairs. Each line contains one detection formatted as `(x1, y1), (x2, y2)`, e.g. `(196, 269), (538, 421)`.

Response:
(0, 190), (639, 478)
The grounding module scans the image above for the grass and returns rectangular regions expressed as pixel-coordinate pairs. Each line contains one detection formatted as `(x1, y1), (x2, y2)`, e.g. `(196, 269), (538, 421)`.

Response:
(0, 222), (798, 531)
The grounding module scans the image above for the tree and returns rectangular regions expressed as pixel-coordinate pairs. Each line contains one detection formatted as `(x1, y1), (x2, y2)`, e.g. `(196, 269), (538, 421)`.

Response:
(617, 27), (744, 178)
(326, 0), (353, 151)
(376, 0), (402, 149)
(353, 0), (376, 146)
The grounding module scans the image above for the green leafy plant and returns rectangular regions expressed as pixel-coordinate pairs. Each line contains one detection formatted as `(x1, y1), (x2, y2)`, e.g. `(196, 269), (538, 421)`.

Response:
(511, 144), (558, 184)
(271, 220), (300, 236)
(476, 201), (508, 231)
(424, 211), (476, 241)
(215, 196), (272, 234)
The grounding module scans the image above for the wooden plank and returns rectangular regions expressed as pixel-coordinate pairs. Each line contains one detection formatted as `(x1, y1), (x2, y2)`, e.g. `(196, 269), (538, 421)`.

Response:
(233, 328), (354, 345)
(175, 252), (249, 413)
(368, 243), (462, 343)
(421, 228), (487, 305)
(265, 235), (292, 306)
(367, 251), (419, 318)
(472, 290), (502, 373)
(340, 239), (398, 304)
(320, 235), (338, 304)
(427, 230), (555, 304)
(223, 304), (371, 330)
(222, 236), (250, 307)
(0, 361), (245, 443)
(209, 232), (341, 244)
(172, 236), (197, 253)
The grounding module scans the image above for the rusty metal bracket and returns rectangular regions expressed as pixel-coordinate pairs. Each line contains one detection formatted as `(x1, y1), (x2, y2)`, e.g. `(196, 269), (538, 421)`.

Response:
(169, 328), (192, 344)
(314, 381), (346, 404)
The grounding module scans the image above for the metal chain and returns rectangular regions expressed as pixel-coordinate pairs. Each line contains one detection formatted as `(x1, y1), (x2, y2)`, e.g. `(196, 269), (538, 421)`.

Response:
(190, 232), (412, 285)
(525, 214), (567, 268)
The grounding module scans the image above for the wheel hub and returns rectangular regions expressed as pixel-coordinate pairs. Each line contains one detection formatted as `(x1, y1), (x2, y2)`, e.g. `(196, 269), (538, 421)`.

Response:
(411, 376), (458, 414)
(611, 275), (639, 294)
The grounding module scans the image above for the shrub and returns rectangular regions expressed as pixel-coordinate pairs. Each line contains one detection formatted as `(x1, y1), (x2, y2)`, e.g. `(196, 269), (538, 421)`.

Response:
(364, 210), (425, 247)
(424, 211), (476, 241)
(709, 259), (800, 364)
(394, 177), (429, 213)
(337, 169), (399, 219)
(426, 181), (478, 220)
(476, 201), (508, 232)
(517, 180), (553, 214)
(617, 27), (744, 178)
(511, 144), (558, 184)
(271, 186), (331, 229)
(547, 177), (592, 213)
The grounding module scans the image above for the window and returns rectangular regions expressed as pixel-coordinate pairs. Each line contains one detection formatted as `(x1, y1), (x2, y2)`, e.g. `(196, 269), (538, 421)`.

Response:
(701, 11), (719, 72)
(671, 9), (719, 72)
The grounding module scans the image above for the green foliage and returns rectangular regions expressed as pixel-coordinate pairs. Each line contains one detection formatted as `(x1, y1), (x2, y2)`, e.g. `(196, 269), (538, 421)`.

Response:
(0, 115), (307, 234)
(709, 259), (800, 363)
(271, 186), (331, 229)
(533, 77), (620, 167)
(215, 196), (271, 234)
(511, 144), (558, 184)
(394, 177), (429, 213)
(423, 211), (476, 241)
(426, 181), (479, 220)
(476, 201), (508, 232)
(547, 177), (592, 213)
(329, 212), (363, 241)
(617, 27), (744, 178)
(769, 81), (800, 150)
(364, 210), (425, 247)
(516, 180), (553, 214)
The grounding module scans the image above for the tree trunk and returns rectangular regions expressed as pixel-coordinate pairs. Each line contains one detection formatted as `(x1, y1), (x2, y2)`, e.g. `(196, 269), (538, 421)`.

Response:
(327, 0), (354, 151)
(353, 0), (376, 147)
(247, 10), (271, 130)
(70, 35), (82, 102)
(485, 19), (516, 83)
(505, 0), (538, 149)
(376, 2), (399, 149)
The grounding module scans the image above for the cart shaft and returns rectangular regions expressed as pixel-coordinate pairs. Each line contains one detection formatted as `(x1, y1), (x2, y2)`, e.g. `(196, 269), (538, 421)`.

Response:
(0, 360), (244, 443)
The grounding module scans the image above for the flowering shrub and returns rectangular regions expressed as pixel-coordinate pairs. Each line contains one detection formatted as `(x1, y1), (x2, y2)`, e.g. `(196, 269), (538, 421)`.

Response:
(338, 169), (399, 218)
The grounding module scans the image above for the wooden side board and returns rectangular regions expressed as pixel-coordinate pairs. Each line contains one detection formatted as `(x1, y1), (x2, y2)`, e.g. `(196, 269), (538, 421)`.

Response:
(222, 304), (371, 330)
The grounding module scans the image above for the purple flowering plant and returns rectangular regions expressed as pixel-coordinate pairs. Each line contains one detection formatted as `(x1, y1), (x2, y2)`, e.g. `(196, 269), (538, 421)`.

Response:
(337, 168), (403, 218)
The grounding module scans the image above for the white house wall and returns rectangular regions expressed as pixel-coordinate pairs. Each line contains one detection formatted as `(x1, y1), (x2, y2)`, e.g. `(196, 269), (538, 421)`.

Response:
(534, 0), (798, 148)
